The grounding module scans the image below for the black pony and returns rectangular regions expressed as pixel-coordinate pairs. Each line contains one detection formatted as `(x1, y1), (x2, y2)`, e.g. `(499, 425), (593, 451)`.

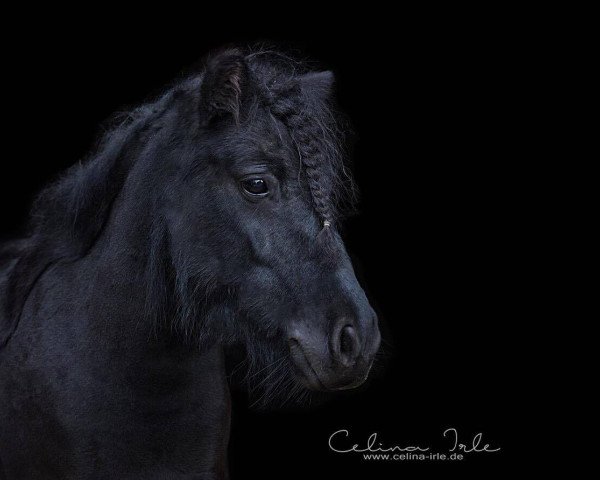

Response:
(0, 47), (380, 479)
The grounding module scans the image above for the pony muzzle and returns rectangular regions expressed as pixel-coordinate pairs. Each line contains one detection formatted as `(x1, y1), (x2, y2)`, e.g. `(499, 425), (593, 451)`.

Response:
(287, 316), (381, 391)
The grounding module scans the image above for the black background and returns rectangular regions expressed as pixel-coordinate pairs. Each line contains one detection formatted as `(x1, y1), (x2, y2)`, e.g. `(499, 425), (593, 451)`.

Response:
(1, 12), (529, 477)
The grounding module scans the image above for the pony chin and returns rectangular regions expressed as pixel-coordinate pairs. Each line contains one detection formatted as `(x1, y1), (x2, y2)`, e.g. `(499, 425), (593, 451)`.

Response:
(171, 302), (317, 410)
(225, 329), (320, 410)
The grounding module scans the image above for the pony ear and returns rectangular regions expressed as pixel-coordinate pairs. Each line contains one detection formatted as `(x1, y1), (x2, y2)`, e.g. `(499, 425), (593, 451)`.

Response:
(298, 71), (335, 100)
(199, 49), (248, 125)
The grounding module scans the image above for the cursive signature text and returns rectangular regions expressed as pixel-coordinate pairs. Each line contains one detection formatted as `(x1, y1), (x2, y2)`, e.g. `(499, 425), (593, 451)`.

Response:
(442, 427), (500, 453)
(329, 430), (429, 453)
(329, 428), (500, 454)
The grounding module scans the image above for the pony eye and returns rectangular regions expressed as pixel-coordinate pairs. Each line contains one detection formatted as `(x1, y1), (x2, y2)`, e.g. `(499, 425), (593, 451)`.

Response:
(241, 178), (269, 196)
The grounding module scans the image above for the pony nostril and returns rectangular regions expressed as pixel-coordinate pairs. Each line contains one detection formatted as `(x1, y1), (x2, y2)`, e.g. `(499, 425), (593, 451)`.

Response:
(340, 326), (354, 356)
(335, 325), (359, 366)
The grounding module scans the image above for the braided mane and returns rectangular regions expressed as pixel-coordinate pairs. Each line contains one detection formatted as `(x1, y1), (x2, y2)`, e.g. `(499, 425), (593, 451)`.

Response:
(245, 50), (357, 230)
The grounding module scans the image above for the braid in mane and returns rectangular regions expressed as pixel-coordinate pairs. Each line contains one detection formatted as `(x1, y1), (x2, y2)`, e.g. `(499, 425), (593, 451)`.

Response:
(273, 101), (335, 228)
(246, 50), (356, 240)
